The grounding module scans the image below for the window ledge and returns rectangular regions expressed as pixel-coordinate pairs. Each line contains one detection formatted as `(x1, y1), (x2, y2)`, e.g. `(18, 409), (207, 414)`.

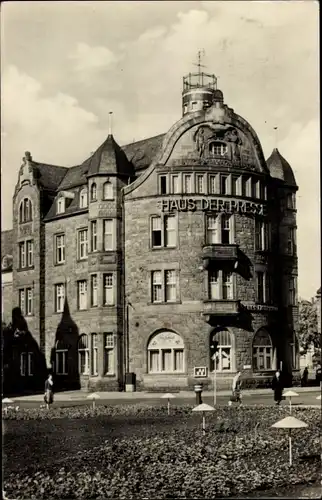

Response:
(77, 258), (88, 262)
(148, 301), (182, 306)
(17, 266), (35, 272)
(54, 262), (65, 267)
(151, 246), (177, 251)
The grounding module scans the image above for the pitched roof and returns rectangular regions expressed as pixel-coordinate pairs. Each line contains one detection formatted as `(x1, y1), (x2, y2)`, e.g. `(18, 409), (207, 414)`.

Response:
(86, 134), (134, 177)
(317, 287), (321, 296)
(122, 133), (165, 171)
(32, 162), (68, 192)
(1, 230), (13, 256)
(57, 161), (89, 190)
(266, 148), (297, 187)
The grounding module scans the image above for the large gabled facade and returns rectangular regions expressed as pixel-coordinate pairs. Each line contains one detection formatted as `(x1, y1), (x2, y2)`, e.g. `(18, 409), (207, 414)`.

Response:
(2, 70), (300, 393)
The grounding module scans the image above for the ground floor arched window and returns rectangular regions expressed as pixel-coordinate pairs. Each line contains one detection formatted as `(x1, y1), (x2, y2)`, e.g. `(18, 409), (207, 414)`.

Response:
(148, 330), (184, 373)
(78, 334), (89, 375)
(252, 328), (275, 371)
(55, 340), (69, 375)
(210, 328), (233, 372)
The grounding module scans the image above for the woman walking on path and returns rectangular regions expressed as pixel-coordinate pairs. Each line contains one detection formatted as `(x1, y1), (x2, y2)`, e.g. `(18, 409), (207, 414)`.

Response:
(44, 374), (54, 410)
(272, 370), (284, 405)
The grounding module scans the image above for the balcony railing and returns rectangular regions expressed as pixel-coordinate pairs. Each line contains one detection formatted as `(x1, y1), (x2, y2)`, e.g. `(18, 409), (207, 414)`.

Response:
(202, 299), (240, 320)
(203, 244), (238, 265)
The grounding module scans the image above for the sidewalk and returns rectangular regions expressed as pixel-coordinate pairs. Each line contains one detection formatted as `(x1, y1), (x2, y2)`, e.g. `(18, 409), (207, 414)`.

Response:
(8, 385), (321, 402)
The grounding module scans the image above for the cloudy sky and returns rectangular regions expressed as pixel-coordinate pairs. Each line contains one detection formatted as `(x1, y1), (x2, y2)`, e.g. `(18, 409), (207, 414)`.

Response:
(1, 1), (319, 299)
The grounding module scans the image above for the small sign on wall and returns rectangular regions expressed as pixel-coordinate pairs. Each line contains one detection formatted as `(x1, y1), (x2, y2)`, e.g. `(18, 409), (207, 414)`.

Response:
(243, 365), (251, 370)
(194, 367), (208, 378)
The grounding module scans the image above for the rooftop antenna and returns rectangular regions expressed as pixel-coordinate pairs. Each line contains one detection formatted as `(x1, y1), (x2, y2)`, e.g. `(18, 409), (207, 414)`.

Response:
(108, 111), (113, 136)
(193, 49), (206, 86)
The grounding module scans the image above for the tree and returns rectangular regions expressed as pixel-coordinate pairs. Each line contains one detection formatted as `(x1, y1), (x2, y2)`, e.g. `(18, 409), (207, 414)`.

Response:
(298, 299), (320, 356)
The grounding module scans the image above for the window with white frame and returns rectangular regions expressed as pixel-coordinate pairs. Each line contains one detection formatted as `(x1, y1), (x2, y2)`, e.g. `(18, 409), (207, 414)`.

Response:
(26, 288), (33, 315)
(79, 188), (88, 208)
(286, 193), (296, 210)
(206, 215), (218, 245)
(55, 340), (68, 375)
(78, 334), (89, 375)
(251, 178), (260, 198)
(103, 219), (114, 251)
(209, 175), (218, 194)
(159, 175), (168, 195)
(165, 270), (176, 302)
(19, 241), (33, 269)
(77, 280), (87, 310)
(27, 240), (33, 267)
(103, 273), (114, 305)
(57, 197), (65, 214)
(183, 174), (192, 194)
(90, 183), (97, 201)
(152, 271), (162, 303)
(221, 215), (231, 244)
(90, 221), (98, 252)
(210, 329), (232, 372)
(208, 270), (234, 300)
(241, 176), (249, 197)
(220, 175), (228, 195)
(90, 274), (98, 307)
(172, 175), (180, 194)
(256, 271), (265, 303)
(151, 269), (177, 303)
(78, 229), (88, 260)
(55, 283), (65, 313)
(231, 176), (239, 196)
(19, 198), (32, 223)
(252, 329), (274, 371)
(196, 175), (204, 194)
(92, 333), (98, 375)
(20, 352), (33, 376)
(288, 277), (296, 305)
(209, 142), (227, 156)
(104, 332), (114, 374)
(55, 234), (65, 264)
(287, 227), (296, 255)
(151, 215), (177, 248)
(147, 330), (184, 373)
(255, 220), (267, 251)
(19, 289), (25, 315)
(103, 181), (113, 200)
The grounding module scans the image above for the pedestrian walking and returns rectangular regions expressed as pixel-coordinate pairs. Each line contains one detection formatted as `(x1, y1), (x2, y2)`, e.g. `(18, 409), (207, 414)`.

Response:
(230, 370), (242, 405)
(44, 374), (54, 410)
(271, 369), (284, 405)
(301, 366), (309, 387)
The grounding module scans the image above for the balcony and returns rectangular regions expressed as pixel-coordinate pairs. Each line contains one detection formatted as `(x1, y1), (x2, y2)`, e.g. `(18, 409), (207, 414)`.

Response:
(202, 244), (238, 268)
(202, 299), (241, 321)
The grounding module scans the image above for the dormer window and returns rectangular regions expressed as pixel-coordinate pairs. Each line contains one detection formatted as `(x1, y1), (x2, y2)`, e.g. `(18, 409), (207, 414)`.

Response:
(57, 197), (65, 214)
(19, 198), (32, 223)
(90, 183), (97, 202)
(209, 142), (228, 157)
(79, 188), (88, 208)
(103, 181), (113, 200)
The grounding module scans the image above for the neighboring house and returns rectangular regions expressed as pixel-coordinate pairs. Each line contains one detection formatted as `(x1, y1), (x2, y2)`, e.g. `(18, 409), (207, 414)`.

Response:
(1, 67), (300, 392)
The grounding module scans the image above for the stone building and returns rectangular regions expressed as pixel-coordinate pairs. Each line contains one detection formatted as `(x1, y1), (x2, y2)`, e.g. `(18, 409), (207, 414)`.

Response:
(1, 69), (300, 392)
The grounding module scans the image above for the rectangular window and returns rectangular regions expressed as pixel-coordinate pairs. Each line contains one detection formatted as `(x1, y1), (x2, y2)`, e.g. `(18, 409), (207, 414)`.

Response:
(220, 175), (228, 195)
(162, 349), (172, 371)
(160, 175), (167, 194)
(257, 272), (264, 303)
(206, 215), (218, 245)
(91, 274), (98, 307)
(26, 240), (33, 267)
(55, 234), (65, 264)
(19, 289), (25, 315)
(209, 175), (217, 194)
(221, 215), (231, 244)
(103, 273), (114, 305)
(55, 283), (65, 313)
(183, 174), (192, 194)
(164, 215), (176, 247)
(103, 219), (113, 251)
(165, 270), (176, 302)
(77, 280), (87, 310)
(26, 288), (33, 316)
(151, 216), (162, 248)
(255, 220), (267, 251)
(287, 193), (293, 209)
(19, 242), (26, 268)
(209, 269), (220, 300)
(222, 271), (233, 299)
(91, 221), (97, 252)
(172, 175), (180, 194)
(92, 334), (98, 376)
(78, 229), (88, 260)
(149, 350), (159, 372)
(174, 350), (184, 372)
(288, 278), (296, 305)
(196, 175), (204, 194)
(152, 271), (162, 303)
(231, 176), (238, 196)
(20, 352), (27, 376)
(287, 227), (296, 255)
(57, 198), (65, 214)
(241, 176), (248, 197)
(104, 333), (114, 374)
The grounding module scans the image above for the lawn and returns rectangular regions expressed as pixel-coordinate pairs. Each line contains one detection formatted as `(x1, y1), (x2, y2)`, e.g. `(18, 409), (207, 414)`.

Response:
(3, 404), (321, 499)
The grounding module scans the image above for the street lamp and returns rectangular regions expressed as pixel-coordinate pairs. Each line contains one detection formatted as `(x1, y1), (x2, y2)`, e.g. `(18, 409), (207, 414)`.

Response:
(210, 340), (219, 406)
(271, 416), (308, 466)
(161, 393), (176, 415)
(283, 390), (299, 414)
(192, 403), (215, 436)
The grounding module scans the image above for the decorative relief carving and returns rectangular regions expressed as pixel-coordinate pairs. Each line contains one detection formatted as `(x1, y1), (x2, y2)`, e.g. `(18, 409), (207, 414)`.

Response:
(19, 224), (32, 237)
(100, 254), (116, 264)
(150, 331), (184, 348)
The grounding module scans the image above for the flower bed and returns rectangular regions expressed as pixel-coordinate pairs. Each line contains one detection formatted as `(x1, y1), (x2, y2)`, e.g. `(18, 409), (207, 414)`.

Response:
(3, 405), (321, 499)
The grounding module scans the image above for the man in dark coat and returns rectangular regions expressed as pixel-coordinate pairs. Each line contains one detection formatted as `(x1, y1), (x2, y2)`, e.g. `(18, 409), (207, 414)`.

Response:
(272, 370), (284, 405)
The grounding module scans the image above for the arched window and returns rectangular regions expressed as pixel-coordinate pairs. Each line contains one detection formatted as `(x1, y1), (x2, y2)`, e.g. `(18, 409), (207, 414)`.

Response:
(78, 334), (89, 375)
(147, 330), (184, 373)
(252, 328), (275, 371)
(90, 183), (97, 202)
(209, 142), (228, 157)
(79, 188), (88, 208)
(210, 328), (233, 372)
(19, 198), (32, 223)
(92, 333), (98, 376)
(55, 340), (69, 375)
(103, 181), (113, 200)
